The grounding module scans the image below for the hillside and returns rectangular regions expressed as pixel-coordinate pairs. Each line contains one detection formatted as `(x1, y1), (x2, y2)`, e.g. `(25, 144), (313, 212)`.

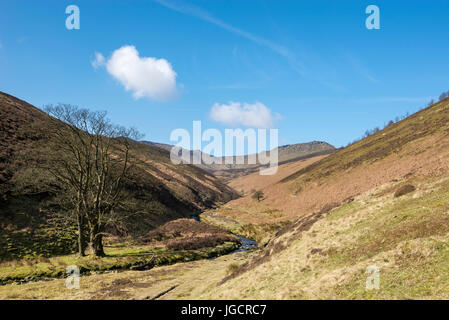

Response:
(144, 140), (336, 181)
(0, 92), (237, 260)
(228, 153), (329, 195)
(197, 97), (449, 298)
(3, 98), (449, 300)
(212, 97), (449, 224)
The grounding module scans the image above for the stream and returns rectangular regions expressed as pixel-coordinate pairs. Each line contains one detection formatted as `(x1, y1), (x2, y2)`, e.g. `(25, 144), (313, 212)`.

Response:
(190, 214), (257, 254)
(232, 234), (257, 253)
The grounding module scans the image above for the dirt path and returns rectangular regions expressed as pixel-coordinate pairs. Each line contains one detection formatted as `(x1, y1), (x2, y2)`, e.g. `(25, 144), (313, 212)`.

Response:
(0, 251), (253, 300)
(132, 251), (252, 300)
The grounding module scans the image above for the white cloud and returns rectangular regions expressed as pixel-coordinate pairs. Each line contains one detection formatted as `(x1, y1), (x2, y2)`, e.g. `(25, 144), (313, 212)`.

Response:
(94, 45), (178, 101)
(91, 52), (105, 69)
(210, 101), (281, 128)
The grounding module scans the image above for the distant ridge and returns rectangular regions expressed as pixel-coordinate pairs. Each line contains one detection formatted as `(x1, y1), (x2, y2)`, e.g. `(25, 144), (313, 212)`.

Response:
(142, 140), (336, 181)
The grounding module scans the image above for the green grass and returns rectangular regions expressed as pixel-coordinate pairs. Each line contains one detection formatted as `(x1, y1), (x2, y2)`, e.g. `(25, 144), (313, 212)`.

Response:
(0, 241), (240, 285)
(307, 177), (449, 298)
(325, 201), (362, 222)
(310, 179), (439, 270)
(0, 224), (78, 261)
(334, 238), (449, 299)
(199, 176), (449, 299)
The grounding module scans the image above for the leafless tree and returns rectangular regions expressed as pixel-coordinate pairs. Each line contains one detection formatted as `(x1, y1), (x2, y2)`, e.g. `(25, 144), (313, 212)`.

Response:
(43, 104), (142, 256)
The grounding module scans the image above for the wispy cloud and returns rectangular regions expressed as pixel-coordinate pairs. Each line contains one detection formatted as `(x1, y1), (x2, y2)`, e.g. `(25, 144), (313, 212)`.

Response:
(344, 52), (380, 84)
(91, 52), (106, 69)
(154, 0), (305, 75)
(350, 97), (428, 103)
(286, 96), (429, 104)
(208, 83), (265, 90)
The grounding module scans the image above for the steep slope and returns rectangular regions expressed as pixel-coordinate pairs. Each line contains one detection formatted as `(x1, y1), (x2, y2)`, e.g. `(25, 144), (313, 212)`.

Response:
(0, 92), (237, 260)
(201, 97), (449, 299)
(0, 92), (48, 185)
(215, 97), (449, 224)
(144, 140), (336, 181)
(228, 153), (330, 195)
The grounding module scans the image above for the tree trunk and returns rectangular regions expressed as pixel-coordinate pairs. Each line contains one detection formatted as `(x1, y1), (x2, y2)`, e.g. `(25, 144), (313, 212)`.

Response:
(77, 214), (87, 257)
(96, 233), (104, 256)
(88, 224), (105, 257)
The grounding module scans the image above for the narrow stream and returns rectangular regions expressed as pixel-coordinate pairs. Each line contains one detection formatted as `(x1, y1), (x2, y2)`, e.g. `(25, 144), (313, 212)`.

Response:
(231, 235), (257, 253)
(190, 214), (257, 254)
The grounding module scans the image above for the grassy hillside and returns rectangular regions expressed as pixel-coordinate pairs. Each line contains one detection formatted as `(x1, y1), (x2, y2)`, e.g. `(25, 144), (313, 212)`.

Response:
(198, 97), (449, 299)
(228, 154), (329, 195)
(3, 95), (449, 299)
(215, 97), (449, 224)
(0, 92), (237, 261)
(6, 175), (449, 299)
(201, 154), (329, 244)
(204, 176), (449, 299)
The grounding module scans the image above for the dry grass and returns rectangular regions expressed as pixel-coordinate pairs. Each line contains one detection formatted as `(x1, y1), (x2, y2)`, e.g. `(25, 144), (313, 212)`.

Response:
(228, 155), (328, 195)
(196, 176), (449, 299)
(3, 177), (449, 299)
(0, 250), (252, 300)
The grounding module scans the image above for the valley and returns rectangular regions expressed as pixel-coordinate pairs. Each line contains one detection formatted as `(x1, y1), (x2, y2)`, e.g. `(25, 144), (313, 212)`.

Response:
(1, 92), (449, 300)
(3, 0), (449, 306)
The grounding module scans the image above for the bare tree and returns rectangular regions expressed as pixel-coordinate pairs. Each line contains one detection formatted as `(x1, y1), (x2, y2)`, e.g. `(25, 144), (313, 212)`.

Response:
(43, 104), (142, 256)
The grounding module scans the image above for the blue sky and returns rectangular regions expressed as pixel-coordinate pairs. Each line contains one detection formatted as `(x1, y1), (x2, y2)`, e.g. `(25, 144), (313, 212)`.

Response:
(1, 0), (448, 150)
